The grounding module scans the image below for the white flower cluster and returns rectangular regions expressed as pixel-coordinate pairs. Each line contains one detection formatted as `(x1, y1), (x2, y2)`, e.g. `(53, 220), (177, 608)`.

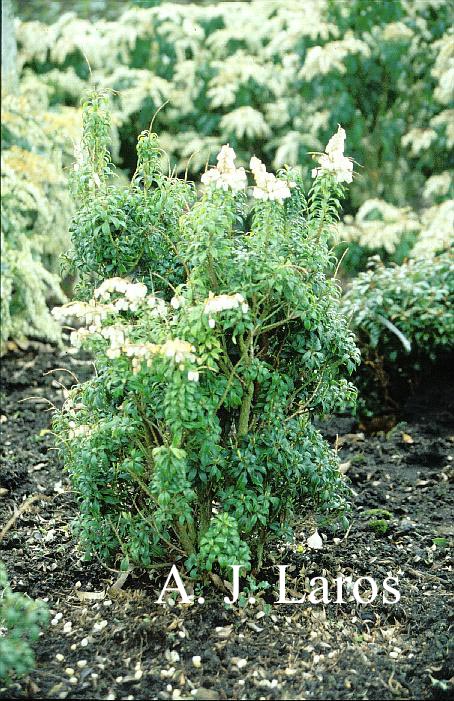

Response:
(401, 127), (437, 157)
(100, 325), (127, 359)
(161, 339), (197, 364)
(94, 277), (150, 312)
(311, 125), (353, 184)
(115, 336), (198, 375)
(338, 199), (420, 254)
(200, 146), (295, 202)
(201, 144), (247, 192)
(69, 328), (91, 348)
(122, 339), (199, 377)
(432, 32), (454, 106)
(204, 292), (249, 329)
(338, 195), (454, 260)
(52, 300), (115, 332)
(98, 328), (199, 376)
(170, 295), (186, 310)
(249, 156), (293, 203)
(430, 109), (454, 149)
(219, 106), (271, 140)
(412, 199), (454, 258)
(53, 275), (203, 377)
(123, 342), (160, 373)
(53, 279), (167, 341)
(423, 172), (452, 202)
(300, 36), (371, 81)
(72, 140), (84, 173)
(381, 22), (414, 42)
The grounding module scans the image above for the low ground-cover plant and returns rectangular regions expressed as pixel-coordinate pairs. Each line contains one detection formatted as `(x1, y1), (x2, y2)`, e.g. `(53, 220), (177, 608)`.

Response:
(0, 563), (49, 681)
(53, 93), (360, 577)
(342, 251), (454, 411)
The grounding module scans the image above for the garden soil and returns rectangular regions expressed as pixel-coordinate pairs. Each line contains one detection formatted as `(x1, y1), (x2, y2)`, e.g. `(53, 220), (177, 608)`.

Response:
(1, 344), (453, 700)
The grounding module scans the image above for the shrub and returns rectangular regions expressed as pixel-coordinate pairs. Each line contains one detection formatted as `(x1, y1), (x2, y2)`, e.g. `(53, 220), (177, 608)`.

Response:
(341, 251), (454, 410)
(53, 94), (360, 577)
(0, 563), (49, 681)
(342, 252), (454, 362)
(0, 81), (80, 353)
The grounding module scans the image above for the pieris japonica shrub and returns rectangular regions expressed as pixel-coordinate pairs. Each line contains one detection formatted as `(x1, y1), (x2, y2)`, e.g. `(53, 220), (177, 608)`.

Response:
(0, 81), (80, 353)
(53, 94), (359, 576)
(0, 564), (49, 681)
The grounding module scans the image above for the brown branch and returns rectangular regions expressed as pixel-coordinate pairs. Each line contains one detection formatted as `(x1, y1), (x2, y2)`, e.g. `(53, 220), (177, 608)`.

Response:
(0, 495), (51, 542)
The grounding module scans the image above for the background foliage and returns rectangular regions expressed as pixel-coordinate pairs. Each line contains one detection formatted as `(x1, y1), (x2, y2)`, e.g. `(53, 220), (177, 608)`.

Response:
(16, 1), (453, 212)
(1, 81), (80, 352)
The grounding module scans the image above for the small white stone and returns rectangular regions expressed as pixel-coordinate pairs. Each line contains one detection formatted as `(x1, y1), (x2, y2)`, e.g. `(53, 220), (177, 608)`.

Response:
(93, 619), (108, 633)
(55, 653), (65, 662)
(192, 656), (202, 668)
(63, 621), (72, 633)
(236, 659), (247, 670)
(65, 667), (75, 676)
(160, 667), (175, 679)
(77, 660), (87, 668)
(81, 637), (89, 647)
(307, 530), (323, 550)
(51, 612), (63, 626)
(134, 669), (143, 680)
